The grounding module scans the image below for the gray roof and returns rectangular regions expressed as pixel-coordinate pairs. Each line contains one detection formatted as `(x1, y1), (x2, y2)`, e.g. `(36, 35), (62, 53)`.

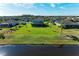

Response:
(63, 22), (79, 25)
(32, 19), (44, 24)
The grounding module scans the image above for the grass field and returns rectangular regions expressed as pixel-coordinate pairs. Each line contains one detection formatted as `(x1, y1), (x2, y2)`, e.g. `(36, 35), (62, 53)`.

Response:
(62, 29), (79, 35)
(0, 22), (79, 44)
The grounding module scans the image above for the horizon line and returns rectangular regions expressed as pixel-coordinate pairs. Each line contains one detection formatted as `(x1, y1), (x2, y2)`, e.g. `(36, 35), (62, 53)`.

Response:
(0, 14), (79, 16)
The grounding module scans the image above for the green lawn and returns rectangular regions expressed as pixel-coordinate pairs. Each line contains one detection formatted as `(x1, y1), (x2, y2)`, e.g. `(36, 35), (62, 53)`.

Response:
(0, 23), (79, 44)
(62, 29), (79, 35)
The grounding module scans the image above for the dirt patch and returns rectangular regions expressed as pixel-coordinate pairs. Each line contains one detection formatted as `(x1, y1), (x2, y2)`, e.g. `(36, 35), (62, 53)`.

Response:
(5, 29), (15, 34)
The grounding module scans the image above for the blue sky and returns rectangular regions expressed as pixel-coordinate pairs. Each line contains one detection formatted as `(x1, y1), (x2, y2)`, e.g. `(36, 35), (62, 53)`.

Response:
(0, 3), (79, 16)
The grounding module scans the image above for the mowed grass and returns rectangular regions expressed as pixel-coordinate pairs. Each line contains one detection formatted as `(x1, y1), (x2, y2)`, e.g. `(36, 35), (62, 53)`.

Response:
(62, 29), (79, 35)
(62, 29), (79, 40)
(0, 28), (9, 33)
(0, 23), (79, 44)
(13, 23), (60, 35)
(0, 23), (61, 44)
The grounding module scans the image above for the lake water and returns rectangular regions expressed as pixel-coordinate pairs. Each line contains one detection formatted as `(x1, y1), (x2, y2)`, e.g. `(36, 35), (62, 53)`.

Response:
(0, 45), (79, 56)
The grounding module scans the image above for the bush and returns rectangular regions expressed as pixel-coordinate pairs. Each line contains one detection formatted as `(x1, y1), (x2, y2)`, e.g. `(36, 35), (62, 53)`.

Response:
(21, 23), (26, 25)
(0, 33), (5, 39)
(0, 28), (2, 30)
(15, 26), (18, 30)
(10, 28), (16, 31)
(18, 26), (22, 28)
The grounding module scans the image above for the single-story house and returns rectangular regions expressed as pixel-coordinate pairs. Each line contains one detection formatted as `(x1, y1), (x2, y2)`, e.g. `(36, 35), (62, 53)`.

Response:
(53, 19), (62, 26)
(32, 19), (48, 27)
(32, 19), (43, 24)
(62, 22), (79, 29)
(53, 19), (79, 29)
(22, 17), (28, 22)
(0, 21), (19, 28)
(0, 23), (12, 28)
(0, 22), (19, 28)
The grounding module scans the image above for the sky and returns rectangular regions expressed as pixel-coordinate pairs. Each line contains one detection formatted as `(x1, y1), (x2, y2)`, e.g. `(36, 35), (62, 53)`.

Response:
(0, 3), (79, 16)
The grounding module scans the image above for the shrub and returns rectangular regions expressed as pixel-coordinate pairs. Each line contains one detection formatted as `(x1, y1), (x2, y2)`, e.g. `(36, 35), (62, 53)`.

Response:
(0, 33), (5, 39)
(21, 23), (26, 25)
(0, 28), (2, 30)
(10, 28), (16, 31)
(15, 26), (18, 30)
(18, 25), (22, 28)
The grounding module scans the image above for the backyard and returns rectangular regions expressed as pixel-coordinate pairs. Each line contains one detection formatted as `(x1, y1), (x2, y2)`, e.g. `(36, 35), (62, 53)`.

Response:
(0, 22), (79, 44)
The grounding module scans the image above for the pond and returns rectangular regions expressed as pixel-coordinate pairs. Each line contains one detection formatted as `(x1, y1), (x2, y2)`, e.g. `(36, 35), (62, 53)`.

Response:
(0, 45), (79, 56)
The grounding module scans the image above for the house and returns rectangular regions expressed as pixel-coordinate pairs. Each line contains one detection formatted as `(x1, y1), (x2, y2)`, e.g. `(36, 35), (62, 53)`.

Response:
(32, 19), (44, 27)
(0, 20), (19, 28)
(6, 20), (19, 25)
(32, 19), (43, 24)
(32, 19), (48, 27)
(53, 19), (79, 29)
(0, 23), (19, 28)
(0, 23), (12, 28)
(62, 22), (79, 29)
(53, 19), (62, 26)
(22, 17), (28, 22)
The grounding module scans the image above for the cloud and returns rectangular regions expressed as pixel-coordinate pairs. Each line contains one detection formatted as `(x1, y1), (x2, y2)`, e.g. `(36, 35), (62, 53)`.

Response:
(59, 6), (65, 9)
(0, 4), (8, 8)
(0, 4), (6, 7)
(39, 4), (45, 7)
(50, 4), (56, 8)
(13, 3), (35, 9)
